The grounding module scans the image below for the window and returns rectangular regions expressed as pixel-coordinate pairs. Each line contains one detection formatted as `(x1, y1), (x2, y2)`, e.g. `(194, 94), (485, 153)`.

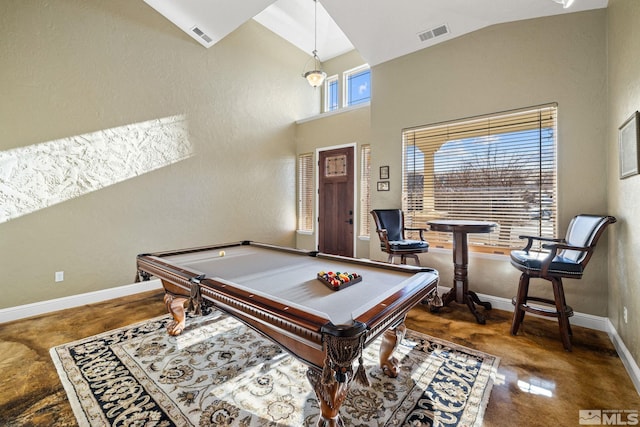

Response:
(297, 153), (314, 232)
(344, 65), (371, 107)
(324, 75), (339, 112)
(359, 145), (371, 236)
(402, 104), (557, 252)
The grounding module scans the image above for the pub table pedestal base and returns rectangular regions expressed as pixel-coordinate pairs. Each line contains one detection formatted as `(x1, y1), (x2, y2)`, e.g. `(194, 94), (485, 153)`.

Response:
(440, 287), (492, 324)
(427, 220), (497, 324)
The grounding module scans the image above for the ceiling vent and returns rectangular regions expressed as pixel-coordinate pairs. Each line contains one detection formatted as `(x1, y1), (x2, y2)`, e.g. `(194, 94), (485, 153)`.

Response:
(417, 24), (449, 42)
(191, 26), (213, 44)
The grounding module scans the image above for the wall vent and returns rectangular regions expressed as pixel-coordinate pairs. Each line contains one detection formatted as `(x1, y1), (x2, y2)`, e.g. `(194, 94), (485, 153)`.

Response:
(417, 24), (449, 42)
(191, 26), (213, 44)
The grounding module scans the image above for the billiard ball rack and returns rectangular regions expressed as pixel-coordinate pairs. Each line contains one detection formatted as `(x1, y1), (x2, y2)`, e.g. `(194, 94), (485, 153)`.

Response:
(317, 271), (362, 291)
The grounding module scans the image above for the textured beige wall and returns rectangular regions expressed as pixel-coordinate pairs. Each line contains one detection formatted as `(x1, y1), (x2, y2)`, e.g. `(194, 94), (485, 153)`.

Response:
(0, 0), (316, 308)
(607, 0), (640, 367)
(370, 10), (610, 315)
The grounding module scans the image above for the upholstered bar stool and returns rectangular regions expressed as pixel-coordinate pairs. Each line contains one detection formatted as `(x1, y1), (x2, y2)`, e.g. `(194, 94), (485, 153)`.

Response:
(370, 209), (429, 266)
(509, 214), (616, 351)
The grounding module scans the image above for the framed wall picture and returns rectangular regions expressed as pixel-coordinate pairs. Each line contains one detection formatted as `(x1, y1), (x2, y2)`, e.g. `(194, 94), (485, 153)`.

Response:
(619, 111), (640, 179)
(379, 165), (389, 179)
(377, 181), (390, 191)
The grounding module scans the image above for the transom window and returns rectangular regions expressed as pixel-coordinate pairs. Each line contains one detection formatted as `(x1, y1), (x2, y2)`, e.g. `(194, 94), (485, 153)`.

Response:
(324, 75), (339, 112)
(344, 65), (371, 107)
(323, 64), (371, 113)
(401, 104), (558, 253)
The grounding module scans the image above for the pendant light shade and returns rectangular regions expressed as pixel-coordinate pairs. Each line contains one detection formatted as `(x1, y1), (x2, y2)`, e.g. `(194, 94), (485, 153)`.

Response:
(303, 51), (327, 87)
(304, 69), (327, 87)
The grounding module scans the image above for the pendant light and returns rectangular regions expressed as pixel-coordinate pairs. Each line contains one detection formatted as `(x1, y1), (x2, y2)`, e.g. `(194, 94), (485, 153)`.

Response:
(302, 0), (326, 87)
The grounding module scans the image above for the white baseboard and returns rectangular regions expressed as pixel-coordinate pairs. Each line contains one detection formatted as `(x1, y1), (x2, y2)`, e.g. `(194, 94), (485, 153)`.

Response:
(606, 319), (640, 395)
(0, 279), (163, 324)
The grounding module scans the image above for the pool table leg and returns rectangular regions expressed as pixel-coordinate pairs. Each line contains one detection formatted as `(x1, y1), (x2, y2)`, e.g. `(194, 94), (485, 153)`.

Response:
(307, 368), (348, 427)
(163, 293), (187, 336)
(379, 322), (407, 378)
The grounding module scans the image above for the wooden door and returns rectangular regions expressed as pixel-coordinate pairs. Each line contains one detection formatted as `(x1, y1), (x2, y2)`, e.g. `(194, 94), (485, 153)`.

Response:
(318, 147), (354, 257)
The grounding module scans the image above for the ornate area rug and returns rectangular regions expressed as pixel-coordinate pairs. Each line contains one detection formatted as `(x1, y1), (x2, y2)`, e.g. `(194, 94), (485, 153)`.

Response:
(50, 311), (499, 426)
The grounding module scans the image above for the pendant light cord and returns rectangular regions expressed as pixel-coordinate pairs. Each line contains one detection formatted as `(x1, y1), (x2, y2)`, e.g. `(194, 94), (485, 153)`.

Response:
(313, 0), (319, 60)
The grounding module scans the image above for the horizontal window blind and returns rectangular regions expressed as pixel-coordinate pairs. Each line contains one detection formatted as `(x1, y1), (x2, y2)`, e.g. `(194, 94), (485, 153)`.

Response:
(402, 105), (557, 251)
(359, 144), (371, 236)
(297, 153), (314, 232)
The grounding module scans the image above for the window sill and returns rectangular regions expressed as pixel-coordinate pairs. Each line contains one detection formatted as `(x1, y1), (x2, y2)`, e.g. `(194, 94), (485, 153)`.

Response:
(296, 101), (370, 124)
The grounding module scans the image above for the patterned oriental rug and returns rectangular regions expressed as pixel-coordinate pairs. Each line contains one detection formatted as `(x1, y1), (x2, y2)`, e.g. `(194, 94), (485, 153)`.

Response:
(50, 310), (499, 426)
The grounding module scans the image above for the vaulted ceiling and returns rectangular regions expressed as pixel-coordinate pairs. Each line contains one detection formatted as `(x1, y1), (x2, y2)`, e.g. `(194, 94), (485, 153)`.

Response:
(143, 0), (608, 66)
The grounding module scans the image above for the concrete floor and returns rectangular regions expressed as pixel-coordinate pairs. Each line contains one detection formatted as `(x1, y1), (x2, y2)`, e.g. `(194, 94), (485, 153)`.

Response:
(0, 290), (638, 426)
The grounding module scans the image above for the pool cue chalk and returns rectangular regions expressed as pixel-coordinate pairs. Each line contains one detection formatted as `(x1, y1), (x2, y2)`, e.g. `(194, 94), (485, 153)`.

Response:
(219, 250), (226, 257)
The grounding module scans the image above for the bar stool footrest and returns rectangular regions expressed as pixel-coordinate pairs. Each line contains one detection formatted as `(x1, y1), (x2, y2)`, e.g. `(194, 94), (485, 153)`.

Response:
(511, 296), (574, 318)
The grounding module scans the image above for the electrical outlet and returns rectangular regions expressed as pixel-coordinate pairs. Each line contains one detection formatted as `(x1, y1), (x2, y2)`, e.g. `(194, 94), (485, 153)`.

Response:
(624, 306), (628, 324)
(55, 271), (64, 282)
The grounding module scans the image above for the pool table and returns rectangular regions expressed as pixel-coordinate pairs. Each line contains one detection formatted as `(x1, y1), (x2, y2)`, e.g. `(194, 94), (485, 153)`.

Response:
(136, 240), (439, 426)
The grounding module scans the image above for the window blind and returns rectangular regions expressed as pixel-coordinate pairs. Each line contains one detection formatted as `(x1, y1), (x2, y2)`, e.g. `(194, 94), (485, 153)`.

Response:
(297, 153), (314, 231)
(402, 104), (557, 252)
(359, 145), (371, 236)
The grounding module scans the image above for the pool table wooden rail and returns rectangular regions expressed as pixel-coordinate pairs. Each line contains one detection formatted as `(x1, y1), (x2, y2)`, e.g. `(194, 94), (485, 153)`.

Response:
(137, 243), (438, 367)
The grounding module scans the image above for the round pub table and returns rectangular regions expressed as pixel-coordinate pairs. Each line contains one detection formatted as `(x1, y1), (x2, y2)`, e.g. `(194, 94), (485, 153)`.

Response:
(427, 219), (497, 324)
